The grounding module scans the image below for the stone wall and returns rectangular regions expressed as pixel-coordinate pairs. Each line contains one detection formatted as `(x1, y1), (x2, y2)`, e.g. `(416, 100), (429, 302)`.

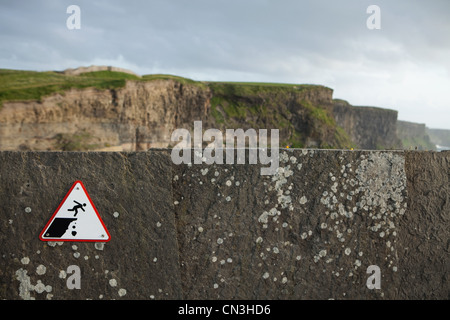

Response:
(0, 150), (448, 300)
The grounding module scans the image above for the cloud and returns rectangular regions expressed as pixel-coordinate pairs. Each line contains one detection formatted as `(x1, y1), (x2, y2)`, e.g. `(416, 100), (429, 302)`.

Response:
(0, 0), (449, 129)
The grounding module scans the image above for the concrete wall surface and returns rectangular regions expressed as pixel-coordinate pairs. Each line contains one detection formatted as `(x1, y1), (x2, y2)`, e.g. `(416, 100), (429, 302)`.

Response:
(0, 150), (448, 300)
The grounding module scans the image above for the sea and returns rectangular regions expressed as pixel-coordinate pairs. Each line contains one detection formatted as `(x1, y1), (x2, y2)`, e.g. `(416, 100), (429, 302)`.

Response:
(436, 144), (450, 151)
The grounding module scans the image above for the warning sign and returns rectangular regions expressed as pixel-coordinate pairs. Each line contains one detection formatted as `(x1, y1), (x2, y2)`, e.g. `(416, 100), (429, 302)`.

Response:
(39, 181), (110, 242)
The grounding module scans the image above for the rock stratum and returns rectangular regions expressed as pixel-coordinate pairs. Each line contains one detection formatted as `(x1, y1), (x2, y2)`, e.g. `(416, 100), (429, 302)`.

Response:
(1, 66), (444, 152)
(0, 149), (448, 300)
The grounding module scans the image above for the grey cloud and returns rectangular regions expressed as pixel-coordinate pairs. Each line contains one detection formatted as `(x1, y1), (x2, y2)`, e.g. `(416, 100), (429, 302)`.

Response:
(0, 0), (449, 128)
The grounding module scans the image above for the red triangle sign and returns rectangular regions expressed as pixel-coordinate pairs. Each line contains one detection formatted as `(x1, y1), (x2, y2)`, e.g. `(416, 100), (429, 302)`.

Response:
(40, 181), (111, 242)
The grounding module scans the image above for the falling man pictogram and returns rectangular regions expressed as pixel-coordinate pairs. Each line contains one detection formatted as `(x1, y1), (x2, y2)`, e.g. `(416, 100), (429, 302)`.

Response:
(68, 200), (86, 217)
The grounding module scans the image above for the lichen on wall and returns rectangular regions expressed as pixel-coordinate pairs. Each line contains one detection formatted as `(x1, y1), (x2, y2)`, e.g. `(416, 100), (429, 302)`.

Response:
(172, 149), (409, 299)
(0, 150), (447, 300)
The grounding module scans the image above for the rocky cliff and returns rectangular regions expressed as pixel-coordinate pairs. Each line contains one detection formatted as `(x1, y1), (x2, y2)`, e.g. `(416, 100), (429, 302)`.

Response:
(397, 120), (436, 150)
(0, 68), (411, 151)
(333, 99), (402, 150)
(427, 128), (450, 150)
(0, 79), (211, 151)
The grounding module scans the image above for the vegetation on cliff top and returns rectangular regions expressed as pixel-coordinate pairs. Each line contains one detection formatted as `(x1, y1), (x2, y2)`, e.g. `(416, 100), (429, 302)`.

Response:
(0, 69), (139, 109)
(0, 68), (322, 108)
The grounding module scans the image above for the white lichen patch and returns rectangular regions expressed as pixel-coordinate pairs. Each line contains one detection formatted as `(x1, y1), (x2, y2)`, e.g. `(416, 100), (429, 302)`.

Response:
(299, 196), (308, 205)
(21, 257), (30, 265)
(109, 279), (117, 287)
(15, 268), (53, 300)
(315, 152), (406, 279)
(118, 288), (127, 297)
(34, 280), (50, 294)
(36, 264), (46, 275)
(15, 268), (33, 300)
(95, 242), (105, 251)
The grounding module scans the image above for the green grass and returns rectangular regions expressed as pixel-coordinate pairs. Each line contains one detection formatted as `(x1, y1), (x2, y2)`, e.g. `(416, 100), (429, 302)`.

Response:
(0, 69), (325, 110)
(0, 69), (139, 108)
(0, 69), (207, 109)
(53, 131), (99, 151)
(299, 99), (335, 127)
(207, 81), (325, 98)
(401, 137), (435, 150)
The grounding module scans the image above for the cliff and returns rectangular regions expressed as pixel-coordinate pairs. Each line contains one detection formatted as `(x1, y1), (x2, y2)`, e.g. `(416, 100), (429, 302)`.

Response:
(0, 67), (410, 151)
(397, 120), (436, 150)
(333, 99), (402, 150)
(426, 128), (450, 150)
(0, 77), (211, 151)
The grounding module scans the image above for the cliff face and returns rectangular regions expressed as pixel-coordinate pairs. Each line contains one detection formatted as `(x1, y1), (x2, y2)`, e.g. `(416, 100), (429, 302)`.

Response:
(332, 99), (402, 150)
(426, 128), (450, 150)
(397, 120), (436, 150)
(0, 70), (407, 151)
(0, 79), (351, 151)
(206, 83), (350, 148)
(0, 80), (211, 151)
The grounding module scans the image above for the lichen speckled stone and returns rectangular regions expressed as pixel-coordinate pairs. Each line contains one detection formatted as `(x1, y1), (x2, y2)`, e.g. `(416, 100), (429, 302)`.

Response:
(0, 151), (181, 300)
(0, 150), (448, 300)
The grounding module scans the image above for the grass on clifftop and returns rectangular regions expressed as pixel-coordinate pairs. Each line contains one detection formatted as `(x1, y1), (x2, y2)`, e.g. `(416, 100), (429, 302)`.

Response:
(0, 69), (141, 108)
(0, 69), (210, 109)
(207, 81), (327, 96)
(0, 68), (325, 109)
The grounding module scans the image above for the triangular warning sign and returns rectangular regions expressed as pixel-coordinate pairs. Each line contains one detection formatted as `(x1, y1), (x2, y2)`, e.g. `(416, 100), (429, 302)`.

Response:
(40, 181), (110, 242)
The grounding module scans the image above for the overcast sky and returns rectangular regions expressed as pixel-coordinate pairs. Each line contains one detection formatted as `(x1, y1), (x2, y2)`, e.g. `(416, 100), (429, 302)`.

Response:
(1, 0), (449, 129)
